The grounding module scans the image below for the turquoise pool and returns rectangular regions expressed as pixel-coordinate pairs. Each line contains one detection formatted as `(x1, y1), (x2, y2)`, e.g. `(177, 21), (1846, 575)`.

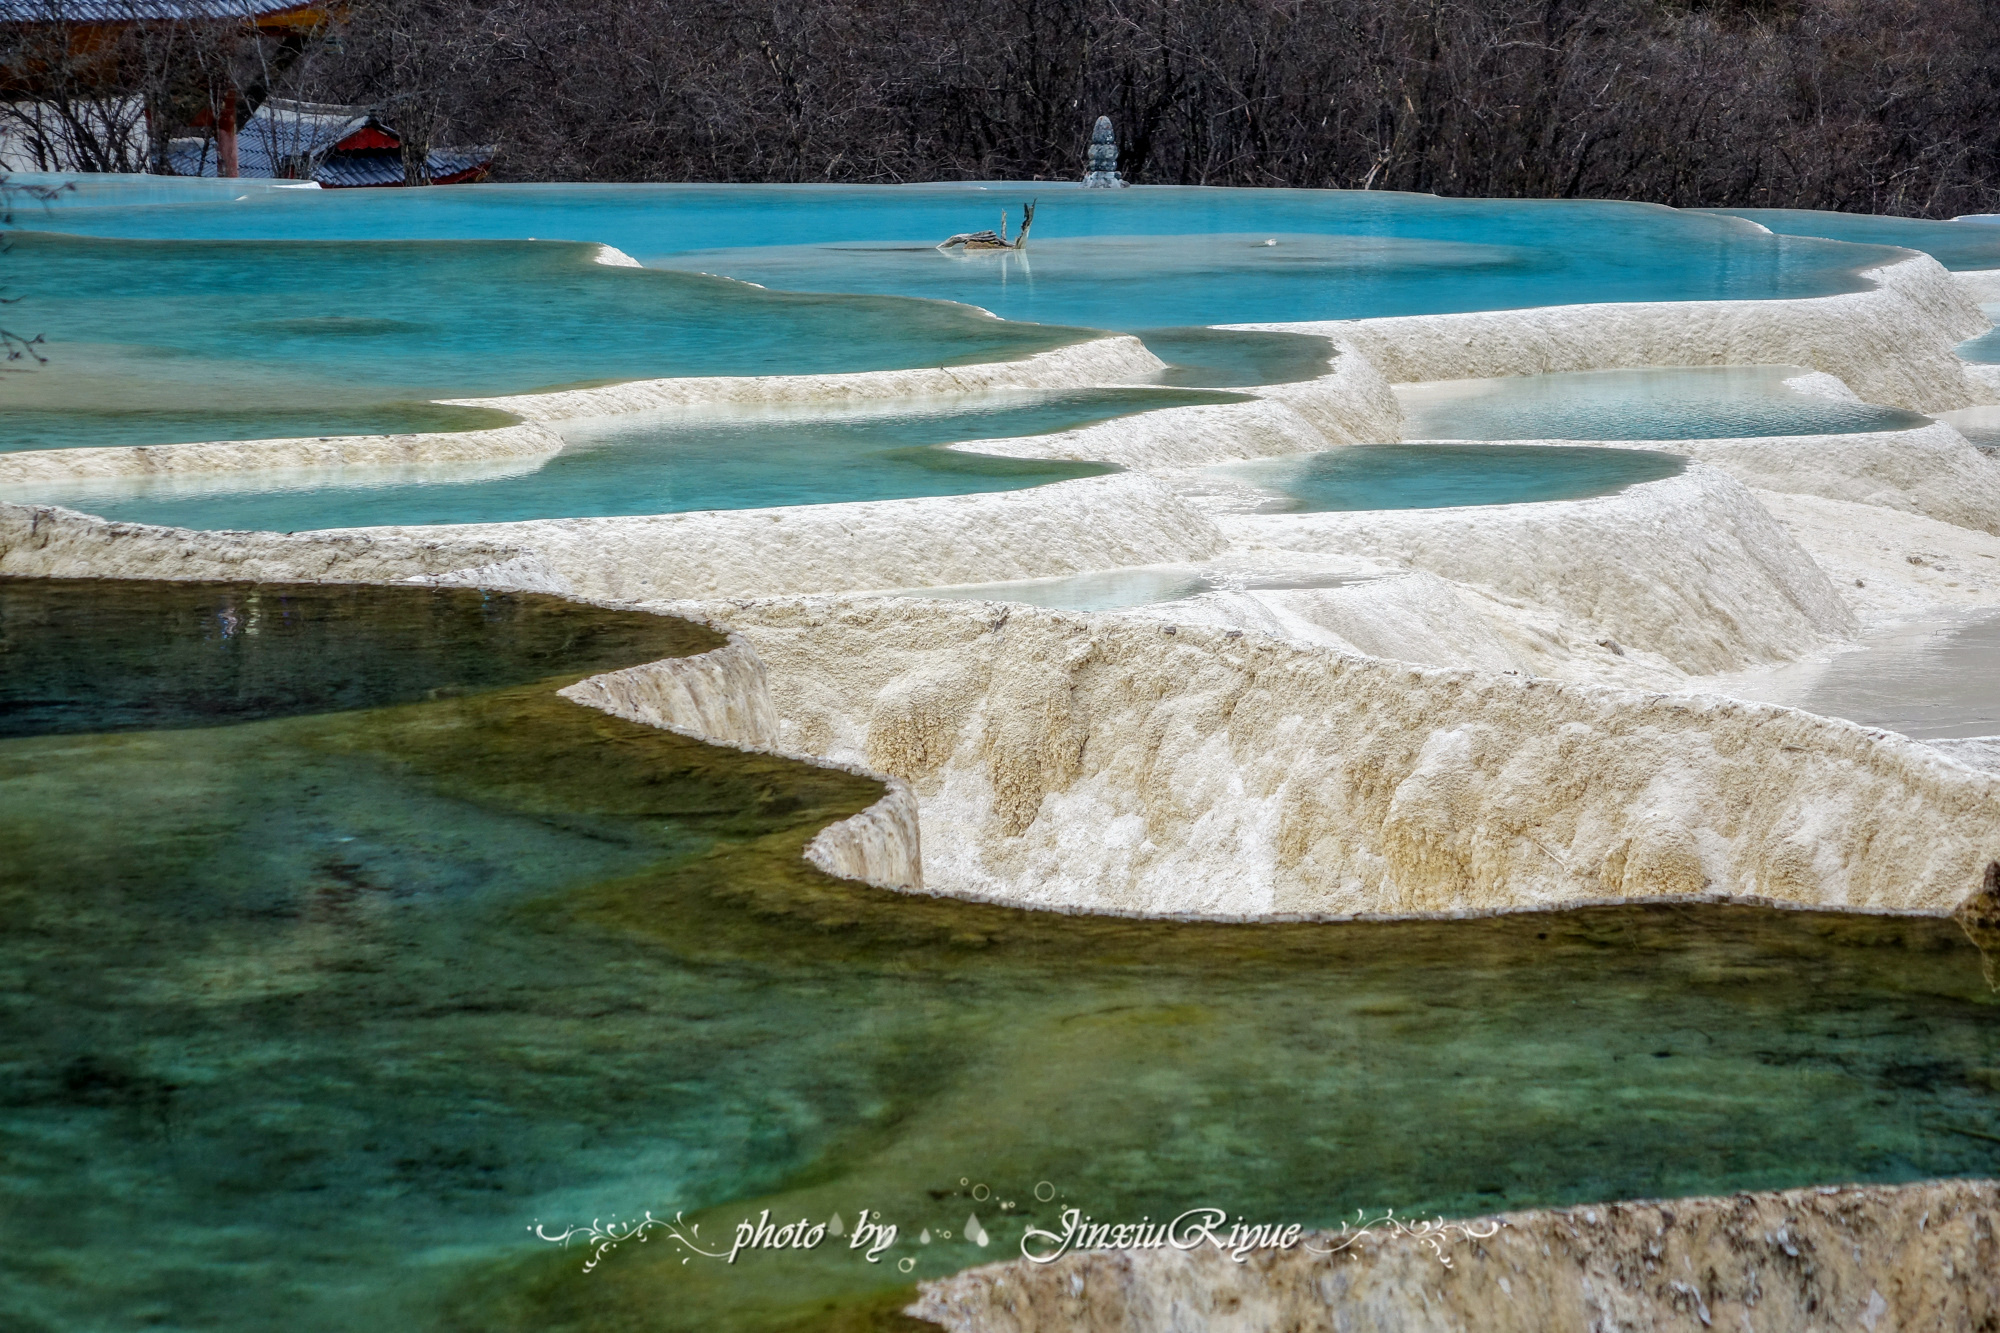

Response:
(1215, 444), (1685, 512)
(1398, 366), (1933, 441)
(3, 578), (1994, 1332)
(0, 230), (1094, 452)
(11, 172), (1999, 1333)
(15, 180), (1903, 329)
(1713, 208), (2000, 271)
(10, 388), (1258, 530)
(1961, 324), (2000, 365)
(2, 181), (1941, 464)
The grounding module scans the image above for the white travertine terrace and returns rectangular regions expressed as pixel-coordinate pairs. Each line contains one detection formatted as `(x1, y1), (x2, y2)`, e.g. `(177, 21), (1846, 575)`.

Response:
(0, 420), (565, 485)
(8, 248), (2000, 923)
(1232, 254), (1996, 410)
(555, 635), (925, 893)
(0, 501), (552, 584)
(440, 334), (1170, 420)
(800, 776), (925, 891)
(1158, 568), (1527, 677)
(1940, 403), (2000, 440)
(557, 632), (782, 748)
(956, 345), (1402, 468)
(1956, 266), (2000, 301)
(952, 397), (1332, 469)
(912, 1178), (2000, 1333)
(1448, 421), (2000, 536)
(656, 593), (1995, 918)
(1215, 466), (1852, 674)
(340, 473), (1230, 602)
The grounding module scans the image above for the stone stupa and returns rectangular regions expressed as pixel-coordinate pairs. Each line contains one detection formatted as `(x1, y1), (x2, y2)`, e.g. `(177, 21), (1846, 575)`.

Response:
(1083, 115), (1125, 188)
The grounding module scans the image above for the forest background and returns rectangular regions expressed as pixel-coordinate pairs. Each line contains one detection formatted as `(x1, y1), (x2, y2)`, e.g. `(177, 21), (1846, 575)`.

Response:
(319, 0), (2000, 216)
(11, 0), (2000, 217)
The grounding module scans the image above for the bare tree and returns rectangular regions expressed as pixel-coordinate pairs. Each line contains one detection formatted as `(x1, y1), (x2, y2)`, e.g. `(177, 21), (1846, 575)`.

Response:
(9, 0), (1997, 214)
(0, 172), (64, 367)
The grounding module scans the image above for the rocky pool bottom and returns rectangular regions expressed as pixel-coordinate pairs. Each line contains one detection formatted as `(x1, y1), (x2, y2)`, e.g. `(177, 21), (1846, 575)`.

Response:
(2, 579), (1996, 1333)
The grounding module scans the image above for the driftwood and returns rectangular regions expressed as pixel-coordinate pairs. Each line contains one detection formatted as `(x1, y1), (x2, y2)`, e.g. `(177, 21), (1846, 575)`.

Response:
(938, 199), (1035, 251)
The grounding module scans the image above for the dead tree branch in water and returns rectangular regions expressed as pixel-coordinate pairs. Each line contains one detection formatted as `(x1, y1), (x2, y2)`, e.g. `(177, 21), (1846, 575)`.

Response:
(937, 199), (1036, 251)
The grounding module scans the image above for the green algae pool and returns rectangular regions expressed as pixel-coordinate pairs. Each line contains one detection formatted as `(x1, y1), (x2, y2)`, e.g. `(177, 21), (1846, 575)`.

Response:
(2, 578), (1997, 1332)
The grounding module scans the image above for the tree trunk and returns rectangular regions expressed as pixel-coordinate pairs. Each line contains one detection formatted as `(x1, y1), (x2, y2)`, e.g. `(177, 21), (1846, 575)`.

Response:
(216, 90), (239, 178)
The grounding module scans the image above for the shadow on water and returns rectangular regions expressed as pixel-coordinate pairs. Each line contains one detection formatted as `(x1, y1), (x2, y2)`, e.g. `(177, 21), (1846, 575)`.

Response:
(2, 578), (1997, 1332)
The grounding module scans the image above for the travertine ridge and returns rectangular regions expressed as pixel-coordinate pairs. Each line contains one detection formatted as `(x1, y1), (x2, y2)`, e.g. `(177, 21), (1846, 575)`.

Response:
(1215, 466), (1855, 675)
(1235, 254), (1994, 410)
(1452, 422), (2000, 537)
(0, 501), (542, 584)
(912, 1178), (2000, 1333)
(557, 633), (782, 748)
(556, 636), (925, 892)
(443, 335), (1169, 421)
(339, 473), (1229, 602)
(957, 397), (1336, 469)
(679, 596), (1997, 918)
(0, 420), (563, 485)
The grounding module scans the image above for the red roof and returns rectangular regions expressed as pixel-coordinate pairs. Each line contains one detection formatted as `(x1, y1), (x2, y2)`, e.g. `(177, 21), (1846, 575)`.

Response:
(334, 126), (398, 152)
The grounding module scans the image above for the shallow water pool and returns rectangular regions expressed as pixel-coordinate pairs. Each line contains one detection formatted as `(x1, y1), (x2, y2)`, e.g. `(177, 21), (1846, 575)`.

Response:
(5, 388), (1256, 530)
(18, 180), (1901, 329)
(1213, 443), (1685, 513)
(1960, 325), (2000, 366)
(1397, 365), (1931, 441)
(3, 577), (1996, 1333)
(0, 230), (1090, 451)
(1711, 208), (2000, 272)
(1, 184), (1925, 457)
(1718, 608), (2000, 741)
(1137, 326), (1335, 387)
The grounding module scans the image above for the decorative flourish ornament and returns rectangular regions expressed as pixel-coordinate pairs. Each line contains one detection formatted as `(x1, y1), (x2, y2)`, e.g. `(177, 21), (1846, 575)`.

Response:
(531, 1211), (731, 1273)
(1303, 1209), (1506, 1267)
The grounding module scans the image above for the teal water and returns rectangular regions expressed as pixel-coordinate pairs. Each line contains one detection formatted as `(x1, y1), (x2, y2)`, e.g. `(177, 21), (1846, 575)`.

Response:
(1136, 327), (1334, 387)
(0, 400), (523, 453)
(0, 183), (1928, 459)
(1399, 366), (1933, 441)
(0, 230), (1089, 452)
(1216, 444), (1685, 512)
(1713, 208), (2000, 272)
(1962, 326), (2000, 365)
(15, 181), (1900, 328)
(5, 388), (1256, 531)
(3, 578), (1996, 1333)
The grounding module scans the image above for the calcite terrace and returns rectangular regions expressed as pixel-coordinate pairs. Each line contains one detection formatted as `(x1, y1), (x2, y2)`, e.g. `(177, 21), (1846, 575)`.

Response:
(6, 190), (2000, 1331)
(10, 254), (1997, 922)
